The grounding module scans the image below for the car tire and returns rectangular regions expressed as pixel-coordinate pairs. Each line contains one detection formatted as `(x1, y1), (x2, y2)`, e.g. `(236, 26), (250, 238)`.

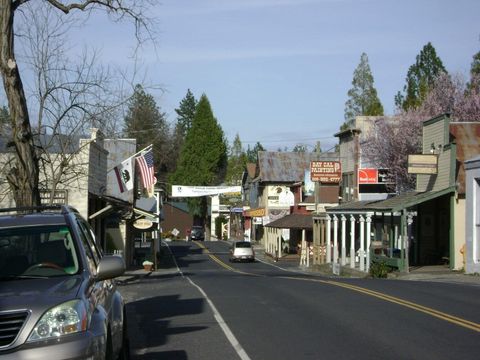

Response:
(105, 330), (114, 360)
(117, 314), (130, 360)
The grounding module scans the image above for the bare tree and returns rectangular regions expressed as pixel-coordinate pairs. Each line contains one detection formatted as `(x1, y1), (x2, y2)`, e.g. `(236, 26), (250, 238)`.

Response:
(16, 4), (133, 203)
(0, 0), (156, 207)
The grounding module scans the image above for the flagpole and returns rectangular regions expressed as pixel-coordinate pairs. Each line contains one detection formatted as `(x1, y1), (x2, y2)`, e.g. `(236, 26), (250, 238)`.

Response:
(107, 144), (153, 173)
(131, 144), (153, 158)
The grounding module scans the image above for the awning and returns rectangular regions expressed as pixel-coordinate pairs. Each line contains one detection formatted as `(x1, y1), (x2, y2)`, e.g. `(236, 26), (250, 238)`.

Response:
(326, 186), (455, 214)
(133, 207), (158, 221)
(265, 213), (313, 230)
(89, 195), (133, 220)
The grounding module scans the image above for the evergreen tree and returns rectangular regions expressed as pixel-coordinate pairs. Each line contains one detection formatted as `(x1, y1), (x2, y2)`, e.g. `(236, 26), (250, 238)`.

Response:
(169, 94), (227, 221)
(395, 42), (447, 111)
(171, 89), (198, 173)
(123, 84), (171, 179)
(342, 53), (384, 129)
(174, 89), (197, 137)
(246, 142), (265, 162)
(225, 134), (247, 185)
(467, 49), (480, 94)
(292, 144), (308, 152)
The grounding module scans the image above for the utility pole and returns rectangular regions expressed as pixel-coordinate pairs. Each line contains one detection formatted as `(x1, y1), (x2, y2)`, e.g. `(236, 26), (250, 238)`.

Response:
(314, 141), (321, 213)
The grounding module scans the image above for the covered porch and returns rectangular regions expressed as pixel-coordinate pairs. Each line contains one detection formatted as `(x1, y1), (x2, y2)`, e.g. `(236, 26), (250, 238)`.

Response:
(313, 187), (455, 273)
(264, 213), (313, 263)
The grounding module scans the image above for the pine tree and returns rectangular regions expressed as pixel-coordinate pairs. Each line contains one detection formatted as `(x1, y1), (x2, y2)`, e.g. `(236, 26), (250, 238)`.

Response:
(225, 134), (247, 185)
(343, 53), (384, 128)
(467, 49), (480, 94)
(174, 89), (197, 138)
(292, 144), (308, 152)
(169, 94), (227, 220)
(246, 142), (265, 162)
(395, 42), (447, 111)
(123, 84), (171, 178)
(171, 89), (198, 173)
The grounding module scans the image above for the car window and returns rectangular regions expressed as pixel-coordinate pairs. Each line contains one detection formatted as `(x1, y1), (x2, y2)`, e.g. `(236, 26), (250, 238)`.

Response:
(76, 221), (99, 275)
(235, 242), (251, 248)
(0, 225), (79, 277)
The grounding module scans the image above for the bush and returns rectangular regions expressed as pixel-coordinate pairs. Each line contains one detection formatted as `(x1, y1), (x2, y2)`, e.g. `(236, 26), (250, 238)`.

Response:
(369, 261), (390, 278)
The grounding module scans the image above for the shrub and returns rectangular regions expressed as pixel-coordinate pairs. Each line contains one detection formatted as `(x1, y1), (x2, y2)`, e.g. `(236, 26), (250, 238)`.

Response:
(369, 261), (389, 278)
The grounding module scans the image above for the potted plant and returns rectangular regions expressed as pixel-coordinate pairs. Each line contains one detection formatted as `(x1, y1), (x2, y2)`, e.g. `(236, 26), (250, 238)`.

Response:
(142, 259), (154, 272)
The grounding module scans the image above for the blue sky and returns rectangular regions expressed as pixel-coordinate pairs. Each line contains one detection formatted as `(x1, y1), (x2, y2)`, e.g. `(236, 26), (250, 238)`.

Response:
(10, 0), (480, 151)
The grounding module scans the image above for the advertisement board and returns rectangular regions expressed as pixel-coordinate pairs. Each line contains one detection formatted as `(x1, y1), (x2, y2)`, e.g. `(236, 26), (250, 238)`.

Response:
(408, 154), (438, 174)
(310, 161), (341, 183)
(358, 168), (378, 184)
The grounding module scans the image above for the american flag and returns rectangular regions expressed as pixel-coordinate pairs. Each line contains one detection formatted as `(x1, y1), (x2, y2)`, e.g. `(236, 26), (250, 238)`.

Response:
(136, 149), (156, 189)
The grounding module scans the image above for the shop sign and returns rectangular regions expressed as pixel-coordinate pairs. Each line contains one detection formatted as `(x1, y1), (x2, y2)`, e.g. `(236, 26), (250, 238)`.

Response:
(133, 218), (153, 230)
(245, 208), (266, 217)
(310, 161), (341, 183)
(358, 168), (378, 184)
(408, 154), (438, 174)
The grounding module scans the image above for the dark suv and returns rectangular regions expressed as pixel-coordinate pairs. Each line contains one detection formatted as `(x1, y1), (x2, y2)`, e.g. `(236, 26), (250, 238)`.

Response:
(0, 206), (128, 359)
(189, 226), (205, 241)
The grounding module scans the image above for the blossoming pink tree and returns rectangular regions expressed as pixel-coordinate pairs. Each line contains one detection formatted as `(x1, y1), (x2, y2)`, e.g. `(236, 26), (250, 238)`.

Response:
(363, 72), (480, 192)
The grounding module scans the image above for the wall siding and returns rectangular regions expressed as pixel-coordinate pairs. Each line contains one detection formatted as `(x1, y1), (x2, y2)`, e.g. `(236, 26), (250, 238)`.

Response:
(417, 117), (451, 192)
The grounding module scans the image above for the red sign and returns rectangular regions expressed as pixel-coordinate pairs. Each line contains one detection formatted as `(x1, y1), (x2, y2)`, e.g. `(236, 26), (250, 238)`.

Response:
(310, 161), (341, 183)
(358, 168), (378, 184)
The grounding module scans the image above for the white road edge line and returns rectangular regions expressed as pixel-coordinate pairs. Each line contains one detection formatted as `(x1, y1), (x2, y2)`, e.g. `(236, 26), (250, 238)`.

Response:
(163, 241), (251, 360)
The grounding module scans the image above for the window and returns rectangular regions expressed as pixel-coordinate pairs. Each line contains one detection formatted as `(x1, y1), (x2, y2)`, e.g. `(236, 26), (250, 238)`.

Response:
(0, 226), (79, 277)
(76, 220), (100, 274)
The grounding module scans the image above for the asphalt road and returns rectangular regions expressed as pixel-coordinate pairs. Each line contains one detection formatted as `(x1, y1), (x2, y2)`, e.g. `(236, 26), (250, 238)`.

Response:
(118, 240), (480, 360)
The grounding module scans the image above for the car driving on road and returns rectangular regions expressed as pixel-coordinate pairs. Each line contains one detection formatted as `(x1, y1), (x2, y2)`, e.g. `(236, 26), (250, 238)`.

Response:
(189, 226), (205, 241)
(230, 241), (255, 262)
(0, 205), (128, 360)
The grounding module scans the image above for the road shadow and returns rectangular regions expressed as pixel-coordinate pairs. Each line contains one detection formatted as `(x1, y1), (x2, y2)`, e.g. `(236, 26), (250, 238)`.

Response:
(127, 294), (207, 359)
(132, 350), (188, 360)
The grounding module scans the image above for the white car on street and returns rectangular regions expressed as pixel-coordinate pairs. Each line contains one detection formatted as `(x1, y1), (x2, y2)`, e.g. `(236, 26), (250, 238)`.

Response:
(230, 241), (255, 262)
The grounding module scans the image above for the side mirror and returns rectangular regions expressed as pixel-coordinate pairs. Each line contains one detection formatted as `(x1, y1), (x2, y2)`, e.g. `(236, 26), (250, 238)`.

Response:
(96, 255), (125, 281)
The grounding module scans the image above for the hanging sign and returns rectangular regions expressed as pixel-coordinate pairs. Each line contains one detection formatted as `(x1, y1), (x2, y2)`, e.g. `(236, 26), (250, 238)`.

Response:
(408, 155), (438, 174)
(133, 219), (153, 230)
(172, 185), (241, 197)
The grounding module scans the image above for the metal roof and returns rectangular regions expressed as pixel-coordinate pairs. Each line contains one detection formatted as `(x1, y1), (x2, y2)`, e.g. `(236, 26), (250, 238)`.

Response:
(265, 213), (313, 229)
(326, 187), (455, 214)
(256, 151), (339, 183)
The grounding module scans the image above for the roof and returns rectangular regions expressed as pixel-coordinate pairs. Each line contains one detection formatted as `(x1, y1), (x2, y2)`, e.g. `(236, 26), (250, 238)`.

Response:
(256, 151), (339, 183)
(265, 213), (313, 229)
(326, 187), (455, 214)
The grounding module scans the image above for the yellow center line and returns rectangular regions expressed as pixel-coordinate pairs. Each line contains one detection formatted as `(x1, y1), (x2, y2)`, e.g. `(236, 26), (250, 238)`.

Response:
(193, 241), (256, 275)
(280, 276), (480, 333)
(191, 242), (480, 333)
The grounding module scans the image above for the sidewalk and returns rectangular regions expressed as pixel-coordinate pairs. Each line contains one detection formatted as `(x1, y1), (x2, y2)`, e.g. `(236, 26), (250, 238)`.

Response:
(253, 242), (480, 285)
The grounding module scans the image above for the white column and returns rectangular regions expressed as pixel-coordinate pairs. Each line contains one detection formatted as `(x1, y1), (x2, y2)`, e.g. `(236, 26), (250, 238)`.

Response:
(366, 214), (372, 272)
(350, 215), (355, 269)
(333, 215), (339, 264)
(359, 215), (365, 271)
(305, 229), (309, 267)
(326, 214), (332, 263)
(394, 224), (399, 250)
(277, 234), (282, 260)
(341, 215), (346, 266)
